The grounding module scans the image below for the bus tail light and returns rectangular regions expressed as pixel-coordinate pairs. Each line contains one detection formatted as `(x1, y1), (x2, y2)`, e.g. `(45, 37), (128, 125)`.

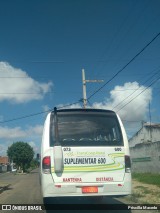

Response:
(125, 155), (131, 173)
(42, 156), (51, 174)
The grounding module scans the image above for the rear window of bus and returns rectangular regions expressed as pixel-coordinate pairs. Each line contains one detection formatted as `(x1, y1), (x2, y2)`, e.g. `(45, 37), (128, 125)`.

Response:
(50, 111), (123, 147)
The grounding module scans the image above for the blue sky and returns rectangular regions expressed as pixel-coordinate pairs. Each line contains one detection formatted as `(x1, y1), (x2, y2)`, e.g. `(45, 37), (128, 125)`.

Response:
(0, 0), (160, 156)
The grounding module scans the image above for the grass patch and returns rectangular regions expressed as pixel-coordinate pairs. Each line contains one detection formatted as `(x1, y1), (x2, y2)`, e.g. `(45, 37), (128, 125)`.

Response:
(132, 173), (160, 186)
(135, 186), (151, 194)
(128, 192), (143, 203)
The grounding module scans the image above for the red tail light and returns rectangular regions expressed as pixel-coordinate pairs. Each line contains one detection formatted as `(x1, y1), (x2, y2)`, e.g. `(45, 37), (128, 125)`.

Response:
(42, 156), (51, 173)
(125, 155), (131, 173)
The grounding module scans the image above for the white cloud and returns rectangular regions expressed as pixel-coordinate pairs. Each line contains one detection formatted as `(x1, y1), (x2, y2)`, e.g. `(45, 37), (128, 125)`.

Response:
(28, 125), (43, 135)
(0, 125), (43, 140)
(0, 125), (43, 155)
(57, 81), (152, 122)
(0, 126), (27, 139)
(93, 82), (152, 122)
(91, 82), (152, 138)
(0, 62), (53, 103)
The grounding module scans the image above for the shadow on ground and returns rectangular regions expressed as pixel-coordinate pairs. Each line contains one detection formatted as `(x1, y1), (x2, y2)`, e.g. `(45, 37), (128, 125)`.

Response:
(44, 196), (132, 213)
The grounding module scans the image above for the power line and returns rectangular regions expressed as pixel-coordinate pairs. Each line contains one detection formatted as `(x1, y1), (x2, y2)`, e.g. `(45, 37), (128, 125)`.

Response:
(116, 74), (160, 113)
(0, 100), (82, 124)
(87, 32), (160, 101)
(112, 68), (160, 111)
(94, 0), (142, 78)
(115, 77), (160, 118)
(96, 0), (159, 80)
(57, 101), (82, 109)
(1, 30), (160, 125)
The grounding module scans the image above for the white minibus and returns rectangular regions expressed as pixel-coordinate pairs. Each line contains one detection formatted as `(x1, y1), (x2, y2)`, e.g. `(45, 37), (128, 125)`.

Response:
(40, 108), (131, 203)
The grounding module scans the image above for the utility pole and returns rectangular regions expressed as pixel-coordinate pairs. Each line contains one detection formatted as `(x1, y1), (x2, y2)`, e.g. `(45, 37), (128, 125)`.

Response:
(82, 69), (103, 108)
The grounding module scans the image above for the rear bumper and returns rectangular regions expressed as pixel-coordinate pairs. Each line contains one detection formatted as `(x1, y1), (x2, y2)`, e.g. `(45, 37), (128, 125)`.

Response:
(41, 173), (132, 198)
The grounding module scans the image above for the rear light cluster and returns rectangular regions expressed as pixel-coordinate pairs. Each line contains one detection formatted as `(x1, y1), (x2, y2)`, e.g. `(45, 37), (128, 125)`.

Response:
(42, 156), (51, 174)
(125, 155), (131, 173)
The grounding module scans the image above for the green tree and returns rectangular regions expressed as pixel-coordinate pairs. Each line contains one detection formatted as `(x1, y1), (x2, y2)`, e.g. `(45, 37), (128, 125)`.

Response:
(7, 141), (34, 172)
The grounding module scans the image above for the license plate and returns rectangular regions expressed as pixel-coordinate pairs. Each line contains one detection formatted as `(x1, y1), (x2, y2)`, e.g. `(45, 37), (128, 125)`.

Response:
(82, 186), (98, 193)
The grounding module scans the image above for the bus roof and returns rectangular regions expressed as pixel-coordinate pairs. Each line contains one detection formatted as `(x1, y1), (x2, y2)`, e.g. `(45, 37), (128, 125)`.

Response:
(51, 108), (116, 115)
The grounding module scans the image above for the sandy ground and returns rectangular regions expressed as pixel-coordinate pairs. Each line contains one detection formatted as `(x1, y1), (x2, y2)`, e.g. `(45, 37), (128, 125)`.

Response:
(124, 179), (160, 204)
